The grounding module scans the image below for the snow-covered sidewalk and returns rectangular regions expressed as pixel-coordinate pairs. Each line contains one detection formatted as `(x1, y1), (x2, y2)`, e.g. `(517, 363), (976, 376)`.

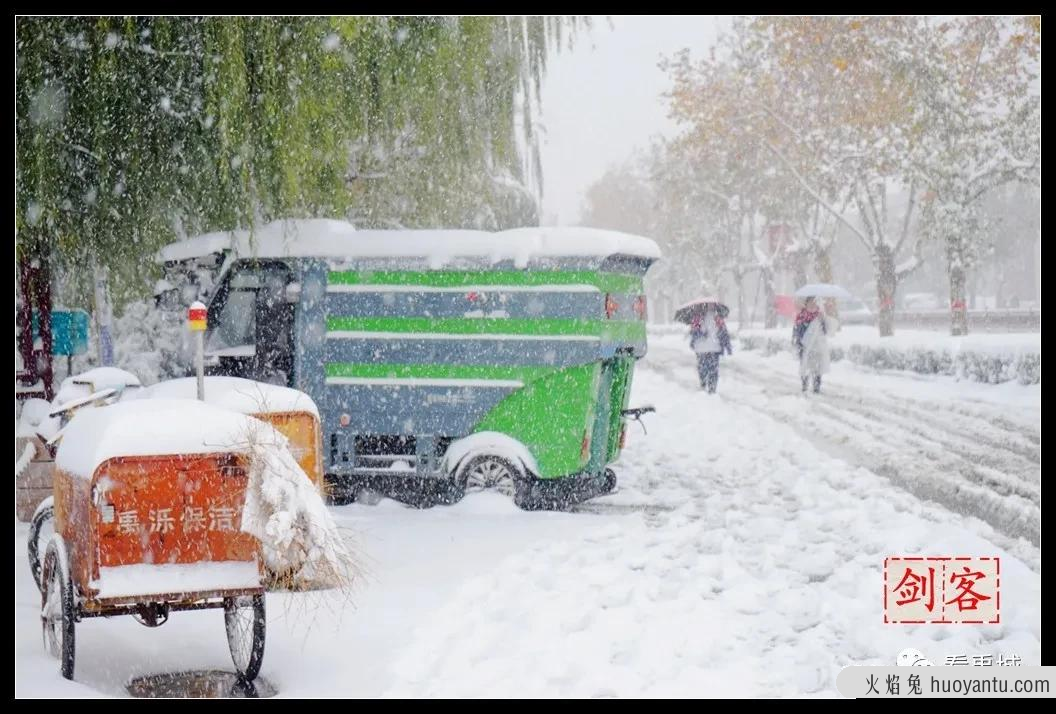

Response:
(380, 361), (1040, 697)
(14, 342), (1041, 697)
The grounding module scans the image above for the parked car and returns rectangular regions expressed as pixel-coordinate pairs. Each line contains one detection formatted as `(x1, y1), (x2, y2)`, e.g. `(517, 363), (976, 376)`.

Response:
(777, 293), (872, 325)
(902, 292), (942, 311)
(840, 298), (874, 325)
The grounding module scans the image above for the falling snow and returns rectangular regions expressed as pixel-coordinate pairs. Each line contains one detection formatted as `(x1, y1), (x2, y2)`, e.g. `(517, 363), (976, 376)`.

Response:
(15, 15), (1040, 699)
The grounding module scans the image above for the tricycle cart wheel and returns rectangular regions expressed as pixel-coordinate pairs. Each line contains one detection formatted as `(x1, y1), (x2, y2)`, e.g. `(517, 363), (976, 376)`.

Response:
(41, 535), (76, 680)
(460, 454), (521, 499)
(28, 496), (55, 593)
(224, 594), (266, 681)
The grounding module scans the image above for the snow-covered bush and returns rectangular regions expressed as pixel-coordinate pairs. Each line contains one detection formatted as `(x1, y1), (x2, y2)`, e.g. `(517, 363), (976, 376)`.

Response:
(65, 298), (192, 386)
(738, 333), (1040, 385)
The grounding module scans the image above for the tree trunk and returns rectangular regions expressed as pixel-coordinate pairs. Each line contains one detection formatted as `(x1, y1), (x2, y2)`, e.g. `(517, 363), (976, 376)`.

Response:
(814, 246), (839, 325)
(949, 263), (969, 336)
(875, 247), (896, 337)
(735, 272), (746, 332)
(36, 250), (54, 400)
(1036, 235), (1042, 308)
(94, 263), (115, 366)
(762, 268), (777, 329)
(792, 253), (808, 291)
(17, 244), (55, 400)
(16, 253), (34, 382)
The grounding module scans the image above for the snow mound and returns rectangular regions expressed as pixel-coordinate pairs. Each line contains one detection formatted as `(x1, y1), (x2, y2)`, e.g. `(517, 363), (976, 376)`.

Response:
(56, 399), (276, 479)
(140, 376), (319, 418)
(55, 367), (142, 405)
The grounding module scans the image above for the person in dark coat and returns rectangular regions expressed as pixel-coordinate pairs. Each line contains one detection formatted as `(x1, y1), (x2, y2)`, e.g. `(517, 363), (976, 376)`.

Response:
(689, 305), (732, 393)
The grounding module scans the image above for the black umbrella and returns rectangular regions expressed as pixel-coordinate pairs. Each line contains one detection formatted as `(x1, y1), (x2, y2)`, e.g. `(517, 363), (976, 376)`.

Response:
(674, 297), (730, 324)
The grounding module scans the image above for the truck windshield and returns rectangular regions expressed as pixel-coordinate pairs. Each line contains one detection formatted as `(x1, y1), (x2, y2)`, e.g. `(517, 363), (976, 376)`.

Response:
(205, 269), (261, 356)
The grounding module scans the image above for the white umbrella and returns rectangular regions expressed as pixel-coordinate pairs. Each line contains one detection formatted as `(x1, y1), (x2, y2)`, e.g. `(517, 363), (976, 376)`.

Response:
(794, 283), (854, 300)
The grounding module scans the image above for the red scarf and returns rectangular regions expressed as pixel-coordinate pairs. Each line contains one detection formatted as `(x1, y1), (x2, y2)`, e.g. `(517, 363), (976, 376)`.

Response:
(692, 314), (724, 331)
(795, 307), (820, 326)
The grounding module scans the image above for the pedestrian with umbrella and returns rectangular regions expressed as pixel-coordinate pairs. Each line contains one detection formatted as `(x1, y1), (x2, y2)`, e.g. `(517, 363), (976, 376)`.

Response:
(792, 284), (848, 394)
(675, 297), (732, 393)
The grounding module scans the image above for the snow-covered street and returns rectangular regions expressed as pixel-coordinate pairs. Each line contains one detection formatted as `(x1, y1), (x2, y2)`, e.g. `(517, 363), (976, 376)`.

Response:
(15, 13), (1042, 701)
(15, 336), (1040, 698)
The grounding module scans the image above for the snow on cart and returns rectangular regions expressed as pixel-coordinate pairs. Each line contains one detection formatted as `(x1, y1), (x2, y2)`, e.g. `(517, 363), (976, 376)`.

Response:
(137, 376), (324, 491)
(39, 398), (354, 682)
(16, 367), (142, 523)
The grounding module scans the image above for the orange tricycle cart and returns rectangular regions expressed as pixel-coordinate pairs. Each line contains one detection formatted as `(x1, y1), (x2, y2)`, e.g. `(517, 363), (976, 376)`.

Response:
(41, 400), (268, 682)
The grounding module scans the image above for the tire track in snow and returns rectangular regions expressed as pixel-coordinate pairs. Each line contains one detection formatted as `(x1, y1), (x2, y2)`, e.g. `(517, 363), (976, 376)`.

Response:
(733, 357), (1040, 467)
(723, 355), (1041, 501)
(644, 343), (1041, 549)
(806, 398), (1038, 504)
(383, 361), (1040, 697)
(706, 340), (1040, 462)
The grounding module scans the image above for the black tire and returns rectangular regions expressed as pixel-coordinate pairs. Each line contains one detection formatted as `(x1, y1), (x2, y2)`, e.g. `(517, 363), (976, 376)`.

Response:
(28, 498), (55, 593)
(437, 477), (466, 506)
(458, 455), (523, 501)
(324, 474), (357, 506)
(41, 537), (76, 680)
(224, 594), (266, 681)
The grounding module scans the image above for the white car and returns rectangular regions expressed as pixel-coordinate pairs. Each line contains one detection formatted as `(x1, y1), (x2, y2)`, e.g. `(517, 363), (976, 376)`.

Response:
(840, 298), (874, 325)
(902, 292), (942, 311)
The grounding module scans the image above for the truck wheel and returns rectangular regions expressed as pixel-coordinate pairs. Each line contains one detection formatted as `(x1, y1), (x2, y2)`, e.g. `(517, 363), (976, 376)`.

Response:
(460, 455), (521, 499)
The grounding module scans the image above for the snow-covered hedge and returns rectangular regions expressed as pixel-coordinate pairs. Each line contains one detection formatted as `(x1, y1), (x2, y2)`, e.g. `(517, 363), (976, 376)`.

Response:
(735, 331), (1040, 385)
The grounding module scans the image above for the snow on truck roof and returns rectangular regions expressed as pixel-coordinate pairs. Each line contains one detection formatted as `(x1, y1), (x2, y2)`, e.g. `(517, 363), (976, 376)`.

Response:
(155, 219), (661, 265)
(156, 230), (242, 263)
(56, 399), (286, 480)
(140, 376), (320, 418)
(494, 227), (661, 262)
